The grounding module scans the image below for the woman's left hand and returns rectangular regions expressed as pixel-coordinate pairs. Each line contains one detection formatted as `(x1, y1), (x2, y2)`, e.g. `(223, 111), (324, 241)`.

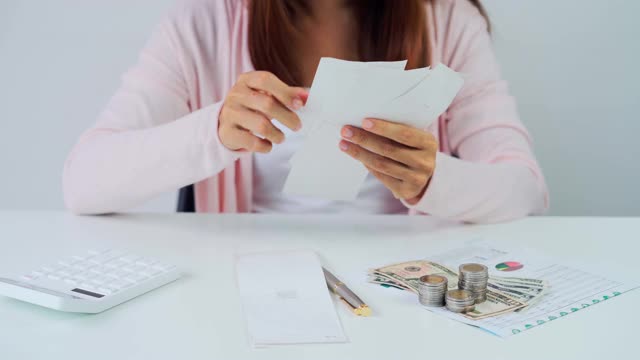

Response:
(339, 118), (438, 204)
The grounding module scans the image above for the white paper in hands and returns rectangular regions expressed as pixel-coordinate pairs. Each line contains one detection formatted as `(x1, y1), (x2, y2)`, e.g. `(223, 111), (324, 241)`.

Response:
(283, 58), (464, 201)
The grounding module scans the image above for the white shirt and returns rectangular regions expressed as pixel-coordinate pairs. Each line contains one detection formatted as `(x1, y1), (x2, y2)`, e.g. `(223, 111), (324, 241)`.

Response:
(252, 122), (406, 214)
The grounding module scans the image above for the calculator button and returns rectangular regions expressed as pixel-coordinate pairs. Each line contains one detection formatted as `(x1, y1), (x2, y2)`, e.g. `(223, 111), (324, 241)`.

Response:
(123, 273), (148, 284)
(97, 287), (114, 295)
(141, 268), (162, 277)
(58, 258), (79, 267)
(56, 269), (71, 277)
(110, 280), (133, 290)
(31, 270), (45, 277)
(41, 265), (60, 273)
(104, 272), (119, 279)
(68, 269), (82, 278)
(104, 259), (127, 269)
(25, 272), (42, 280)
(116, 269), (130, 278)
(80, 282), (97, 291)
(152, 263), (174, 271)
(160, 265), (176, 273)
(74, 272), (92, 281)
(47, 273), (61, 280)
(72, 265), (89, 272)
(64, 278), (78, 285)
(40, 267), (54, 274)
(135, 258), (156, 266)
(122, 264), (136, 272)
(21, 274), (37, 281)
(127, 265), (147, 274)
(89, 266), (109, 275)
(88, 250), (124, 265)
(91, 276), (110, 285)
(72, 262), (91, 271)
(119, 255), (141, 264)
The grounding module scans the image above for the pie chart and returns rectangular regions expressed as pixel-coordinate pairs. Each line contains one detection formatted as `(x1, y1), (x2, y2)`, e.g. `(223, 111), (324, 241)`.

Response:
(495, 261), (524, 272)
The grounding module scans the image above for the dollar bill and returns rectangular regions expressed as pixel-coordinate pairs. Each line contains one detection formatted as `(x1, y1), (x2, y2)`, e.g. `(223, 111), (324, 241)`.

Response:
(369, 260), (546, 320)
(490, 275), (546, 286)
(492, 281), (547, 310)
(462, 290), (526, 320)
(368, 277), (410, 291)
(487, 282), (542, 303)
(371, 260), (459, 293)
(492, 278), (546, 291)
(370, 273), (546, 307)
(368, 274), (409, 287)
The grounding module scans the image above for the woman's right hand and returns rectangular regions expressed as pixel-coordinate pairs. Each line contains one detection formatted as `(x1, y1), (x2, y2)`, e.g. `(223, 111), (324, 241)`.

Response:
(218, 71), (308, 153)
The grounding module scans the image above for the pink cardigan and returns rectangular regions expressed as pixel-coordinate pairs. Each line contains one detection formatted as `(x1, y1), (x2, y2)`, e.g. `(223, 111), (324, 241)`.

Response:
(63, 0), (549, 223)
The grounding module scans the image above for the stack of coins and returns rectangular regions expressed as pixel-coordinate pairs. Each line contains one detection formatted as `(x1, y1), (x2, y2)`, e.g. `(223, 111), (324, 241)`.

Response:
(417, 275), (448, 307)
(445, 289), (476, 313)
(458, 263), (489, 304)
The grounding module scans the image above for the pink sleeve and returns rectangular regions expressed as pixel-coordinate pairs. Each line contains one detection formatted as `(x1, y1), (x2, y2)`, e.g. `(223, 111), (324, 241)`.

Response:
(404, 0), (549, 223)
(63, 9), (239, 214)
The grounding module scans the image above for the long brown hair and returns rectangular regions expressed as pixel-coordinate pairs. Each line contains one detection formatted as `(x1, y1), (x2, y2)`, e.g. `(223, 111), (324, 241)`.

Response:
(249, 0), (490, 87)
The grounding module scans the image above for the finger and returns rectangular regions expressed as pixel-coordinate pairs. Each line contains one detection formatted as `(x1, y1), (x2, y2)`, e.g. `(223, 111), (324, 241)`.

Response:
(361, 118), (437, 149)
(365, 166), (403, 198)
(235, 108), (285, 145)
(341, 125), (420, 167)
(242, 89), (302, 131)
(241, 71), (308, 111)
(368, 165), (425, 200)
(339, 140), (413, 181)
(222, 127), (273, 153)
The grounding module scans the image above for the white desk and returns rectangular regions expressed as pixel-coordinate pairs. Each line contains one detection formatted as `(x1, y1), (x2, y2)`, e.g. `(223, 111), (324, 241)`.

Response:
(0, 211), (638, 360)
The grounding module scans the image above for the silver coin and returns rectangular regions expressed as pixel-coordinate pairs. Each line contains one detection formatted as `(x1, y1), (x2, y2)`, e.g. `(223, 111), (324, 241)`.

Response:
(458, 263), (489, 304)
(459, 263), (488, 274)
(418, 275), (448, 307)
(445, 289), (475, 313)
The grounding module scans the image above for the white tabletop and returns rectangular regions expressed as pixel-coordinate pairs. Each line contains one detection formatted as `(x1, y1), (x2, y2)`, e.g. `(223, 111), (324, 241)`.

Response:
(0, 211), (638, 360)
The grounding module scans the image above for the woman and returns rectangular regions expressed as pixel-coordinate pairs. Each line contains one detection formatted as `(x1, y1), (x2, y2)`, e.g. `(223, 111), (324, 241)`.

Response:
(63, 0), (548, 223)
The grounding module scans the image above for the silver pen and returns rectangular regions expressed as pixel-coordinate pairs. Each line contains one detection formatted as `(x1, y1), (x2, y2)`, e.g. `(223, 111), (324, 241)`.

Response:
(323, 267), (371, 316)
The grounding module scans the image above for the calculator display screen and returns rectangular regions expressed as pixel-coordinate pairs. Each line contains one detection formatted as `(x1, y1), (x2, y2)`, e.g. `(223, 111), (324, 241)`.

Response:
(72, 288), (105, 298)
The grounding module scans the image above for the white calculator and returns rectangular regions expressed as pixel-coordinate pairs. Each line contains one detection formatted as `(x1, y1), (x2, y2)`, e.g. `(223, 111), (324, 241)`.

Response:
(0, 249), (181, 313)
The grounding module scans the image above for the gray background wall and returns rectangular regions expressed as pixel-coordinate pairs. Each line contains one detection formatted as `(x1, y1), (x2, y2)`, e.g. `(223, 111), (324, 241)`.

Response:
(1, 0), (638, 215)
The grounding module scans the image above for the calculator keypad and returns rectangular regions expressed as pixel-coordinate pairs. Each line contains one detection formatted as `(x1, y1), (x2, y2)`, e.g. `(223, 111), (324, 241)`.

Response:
(21, 250), (174, 296)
